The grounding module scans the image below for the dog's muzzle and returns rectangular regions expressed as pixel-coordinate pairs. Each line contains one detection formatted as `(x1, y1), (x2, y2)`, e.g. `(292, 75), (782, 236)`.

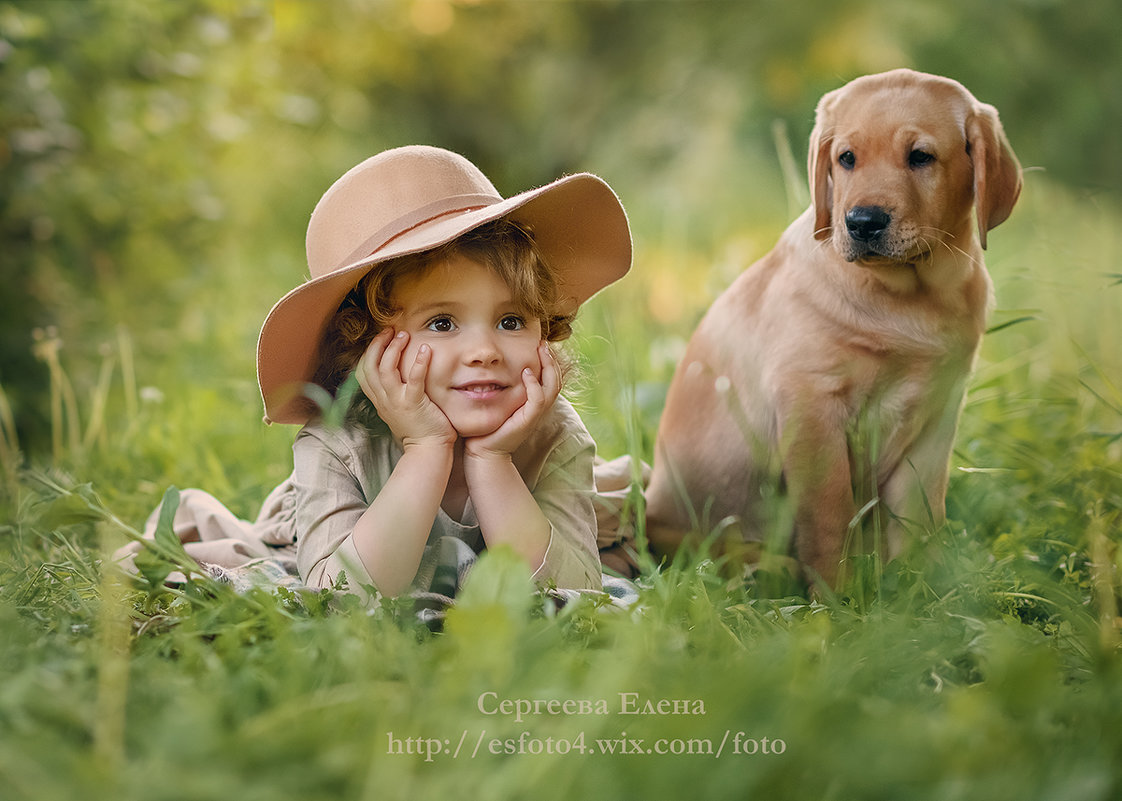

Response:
(842, 205), (904, 262)
(845, 205), (892, 244)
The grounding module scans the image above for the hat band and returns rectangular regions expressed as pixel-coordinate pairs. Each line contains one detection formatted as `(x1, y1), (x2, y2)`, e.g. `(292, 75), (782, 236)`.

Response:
(331, 192), (502, 276)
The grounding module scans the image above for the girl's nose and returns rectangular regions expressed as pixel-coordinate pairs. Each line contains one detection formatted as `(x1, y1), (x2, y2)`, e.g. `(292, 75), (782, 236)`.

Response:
(465, 329), (501, 365)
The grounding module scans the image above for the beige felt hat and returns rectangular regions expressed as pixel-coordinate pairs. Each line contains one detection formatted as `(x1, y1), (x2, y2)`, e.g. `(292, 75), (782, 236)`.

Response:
(256, 145), (632, 424)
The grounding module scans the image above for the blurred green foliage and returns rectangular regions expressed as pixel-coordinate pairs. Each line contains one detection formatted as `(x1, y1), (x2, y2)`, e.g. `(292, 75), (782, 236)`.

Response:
(2, 0), (1120, 453)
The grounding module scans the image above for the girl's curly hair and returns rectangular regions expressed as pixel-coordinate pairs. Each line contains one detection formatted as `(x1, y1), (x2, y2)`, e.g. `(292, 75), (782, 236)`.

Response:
(311, 217), (576, 398)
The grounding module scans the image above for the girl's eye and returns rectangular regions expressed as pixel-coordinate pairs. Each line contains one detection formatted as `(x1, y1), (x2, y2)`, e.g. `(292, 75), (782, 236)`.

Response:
(426, 316), (455, 333)
(499, 315), (525, 331)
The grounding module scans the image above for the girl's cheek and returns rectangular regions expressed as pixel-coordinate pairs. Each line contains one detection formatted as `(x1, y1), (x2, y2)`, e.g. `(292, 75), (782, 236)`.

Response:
(531, 342), (548, 380)
(414, 341), (444, 386)
(400, 341), (426, 375)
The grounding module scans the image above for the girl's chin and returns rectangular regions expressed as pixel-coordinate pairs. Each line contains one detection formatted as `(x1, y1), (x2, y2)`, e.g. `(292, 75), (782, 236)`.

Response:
(442, 398), (525, 439)
(447, 411), (508, 439)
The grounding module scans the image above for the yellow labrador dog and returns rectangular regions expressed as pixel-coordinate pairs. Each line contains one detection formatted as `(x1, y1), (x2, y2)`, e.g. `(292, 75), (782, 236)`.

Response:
(645, 69), (1022, 588)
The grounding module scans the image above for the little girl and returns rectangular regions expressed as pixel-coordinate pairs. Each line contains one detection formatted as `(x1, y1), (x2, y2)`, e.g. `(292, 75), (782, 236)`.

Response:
(119, 145), (634, 602)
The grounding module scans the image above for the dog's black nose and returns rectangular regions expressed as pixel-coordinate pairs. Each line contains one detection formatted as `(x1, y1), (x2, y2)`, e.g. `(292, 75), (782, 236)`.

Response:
(845, 206), (891, 242)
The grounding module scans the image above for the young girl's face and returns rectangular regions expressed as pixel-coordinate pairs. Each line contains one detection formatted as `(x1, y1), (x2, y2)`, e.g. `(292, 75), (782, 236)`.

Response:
(390, 254), (545, 438)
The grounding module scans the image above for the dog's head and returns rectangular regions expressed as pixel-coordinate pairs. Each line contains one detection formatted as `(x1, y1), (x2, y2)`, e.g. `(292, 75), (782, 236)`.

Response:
(808, 69), (1022, 264)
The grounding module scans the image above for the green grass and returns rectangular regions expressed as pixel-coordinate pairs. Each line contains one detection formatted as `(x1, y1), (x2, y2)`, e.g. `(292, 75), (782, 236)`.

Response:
(2, 176), (1121, 801)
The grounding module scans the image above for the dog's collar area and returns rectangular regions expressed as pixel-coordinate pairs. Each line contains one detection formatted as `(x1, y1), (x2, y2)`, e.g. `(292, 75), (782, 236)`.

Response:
(852, 257), (925, 295)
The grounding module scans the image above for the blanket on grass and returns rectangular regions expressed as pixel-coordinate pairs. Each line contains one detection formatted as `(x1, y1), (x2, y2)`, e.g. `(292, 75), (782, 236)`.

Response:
(115, 456), (645, 621)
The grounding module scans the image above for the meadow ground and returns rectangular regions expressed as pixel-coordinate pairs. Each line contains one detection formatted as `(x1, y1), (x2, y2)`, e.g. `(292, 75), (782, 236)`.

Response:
(1, 176), (1121, 800)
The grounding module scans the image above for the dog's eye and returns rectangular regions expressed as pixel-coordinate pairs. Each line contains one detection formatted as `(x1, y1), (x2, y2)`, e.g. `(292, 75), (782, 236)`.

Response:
(838, 150), (856, 170)
(908, 149), (935, 168)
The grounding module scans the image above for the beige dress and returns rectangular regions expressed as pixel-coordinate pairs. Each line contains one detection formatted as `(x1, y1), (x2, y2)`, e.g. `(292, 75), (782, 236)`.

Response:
(117, 396), (641, 602)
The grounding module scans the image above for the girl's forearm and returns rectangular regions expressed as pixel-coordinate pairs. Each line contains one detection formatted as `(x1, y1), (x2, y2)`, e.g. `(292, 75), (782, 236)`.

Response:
(463, 453), (551, 571)
(352, 442), (452, 597)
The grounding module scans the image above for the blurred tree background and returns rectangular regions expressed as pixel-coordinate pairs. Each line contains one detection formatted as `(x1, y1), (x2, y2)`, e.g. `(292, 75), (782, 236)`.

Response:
(2, 0), (1119, 457)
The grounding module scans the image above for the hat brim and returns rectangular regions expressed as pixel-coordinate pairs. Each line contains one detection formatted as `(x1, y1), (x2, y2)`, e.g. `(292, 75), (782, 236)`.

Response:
(257, 172), (631, 424)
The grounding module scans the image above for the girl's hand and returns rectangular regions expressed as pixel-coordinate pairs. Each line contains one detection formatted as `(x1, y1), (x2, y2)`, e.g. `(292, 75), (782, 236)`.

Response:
(464, 342), (560, 460)
(356, 328), (456, 450)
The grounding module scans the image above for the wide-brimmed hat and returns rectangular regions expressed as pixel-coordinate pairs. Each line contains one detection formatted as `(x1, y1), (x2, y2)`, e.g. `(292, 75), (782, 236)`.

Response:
(256, 145), (632, 424)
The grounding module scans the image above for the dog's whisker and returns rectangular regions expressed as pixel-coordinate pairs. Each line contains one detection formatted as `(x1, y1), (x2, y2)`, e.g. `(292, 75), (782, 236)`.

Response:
(910, 227), (982, 267)
(919, 229), (981, 266)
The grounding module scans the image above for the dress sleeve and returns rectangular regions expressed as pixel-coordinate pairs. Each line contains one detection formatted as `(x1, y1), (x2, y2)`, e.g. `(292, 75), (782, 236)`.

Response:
(290, 426), (379, 598)
(526, 422), (602, 591)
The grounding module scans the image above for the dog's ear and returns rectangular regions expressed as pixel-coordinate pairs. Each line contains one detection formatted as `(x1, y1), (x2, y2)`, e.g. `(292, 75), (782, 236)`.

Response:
(966, 103), (1022, 249)
(808, 97), (836, 241)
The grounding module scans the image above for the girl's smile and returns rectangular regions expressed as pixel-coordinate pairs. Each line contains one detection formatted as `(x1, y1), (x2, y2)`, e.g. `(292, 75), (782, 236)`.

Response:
(391, 255), (544, 438)
(453, 381), (509, 400)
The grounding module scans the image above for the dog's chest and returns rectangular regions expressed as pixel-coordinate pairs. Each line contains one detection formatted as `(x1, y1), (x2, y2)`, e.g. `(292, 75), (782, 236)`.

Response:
(843, 346), (964, 474)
